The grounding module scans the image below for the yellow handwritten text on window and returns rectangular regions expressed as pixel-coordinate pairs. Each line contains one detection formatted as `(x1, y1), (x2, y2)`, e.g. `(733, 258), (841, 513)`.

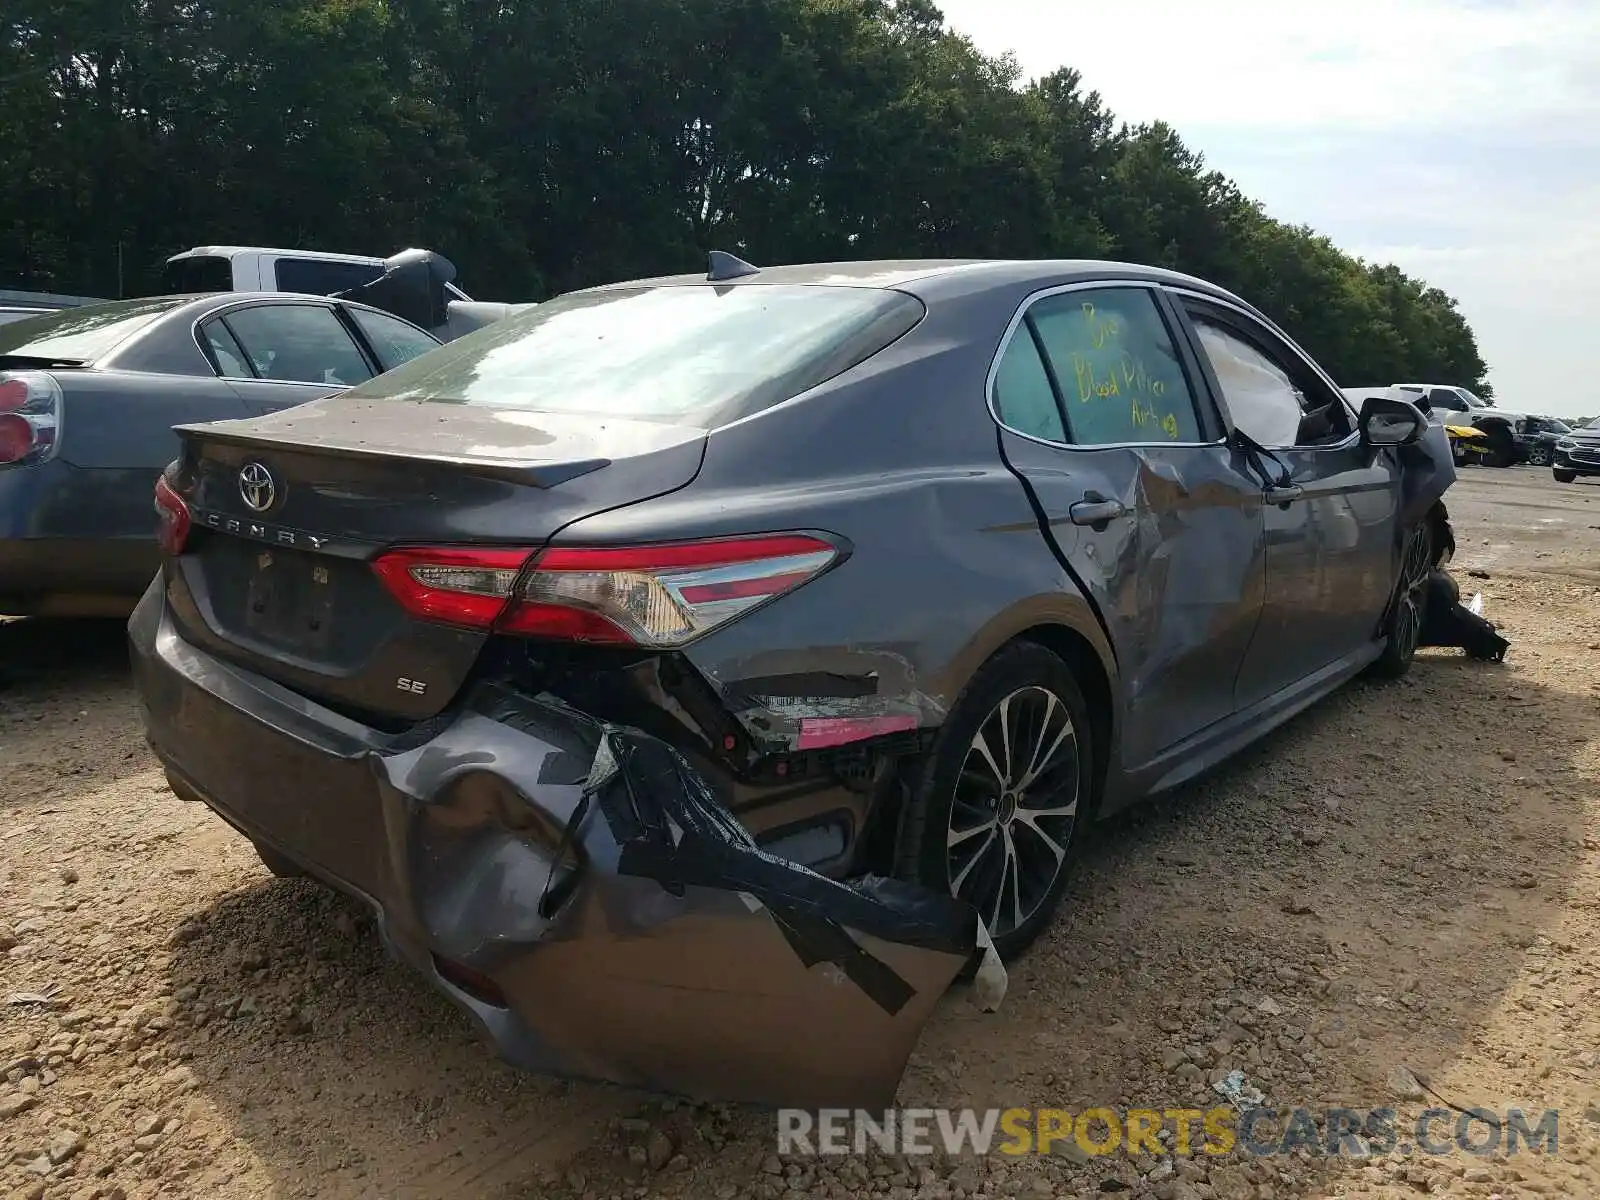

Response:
(1080, 302), (1121, 350)
(1130, 399), (1183, 440)
(1072, 353), (1170, 405)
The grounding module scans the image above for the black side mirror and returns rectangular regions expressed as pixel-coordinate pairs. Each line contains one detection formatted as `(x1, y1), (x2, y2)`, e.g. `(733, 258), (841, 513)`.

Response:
(1359, 394), (1427, 447)
(333, 248), (457, 330)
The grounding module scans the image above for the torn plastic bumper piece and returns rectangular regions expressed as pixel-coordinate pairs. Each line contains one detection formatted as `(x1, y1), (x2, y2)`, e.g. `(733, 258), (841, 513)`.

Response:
(1419, 569), (1509, 662)
(403, 685), (1005, 1109)
(131, 589), (1003, 1109)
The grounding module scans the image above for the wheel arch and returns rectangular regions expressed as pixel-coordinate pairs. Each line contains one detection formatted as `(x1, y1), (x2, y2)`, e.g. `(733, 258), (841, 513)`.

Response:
(1012, 622), (1116, 818)
(931, 591), (1119, 816)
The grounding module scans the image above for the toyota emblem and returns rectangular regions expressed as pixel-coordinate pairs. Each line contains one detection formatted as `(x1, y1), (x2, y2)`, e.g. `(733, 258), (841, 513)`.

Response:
(238, 461), (277, 512)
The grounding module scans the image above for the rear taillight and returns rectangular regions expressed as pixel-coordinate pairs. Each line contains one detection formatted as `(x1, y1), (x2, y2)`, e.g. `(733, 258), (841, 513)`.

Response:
(0, 372), (62, 466)
(369, 546), (532, 628)
(370, 533), (841, 647)
(154, 474), (192, 555)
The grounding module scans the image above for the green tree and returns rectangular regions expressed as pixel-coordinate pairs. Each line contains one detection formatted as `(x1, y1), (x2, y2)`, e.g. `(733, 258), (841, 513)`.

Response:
(0, 0), (1490, 391)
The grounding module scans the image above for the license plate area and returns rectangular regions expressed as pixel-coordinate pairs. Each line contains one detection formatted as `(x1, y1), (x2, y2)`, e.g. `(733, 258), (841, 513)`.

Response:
(243, 547), (337, 652)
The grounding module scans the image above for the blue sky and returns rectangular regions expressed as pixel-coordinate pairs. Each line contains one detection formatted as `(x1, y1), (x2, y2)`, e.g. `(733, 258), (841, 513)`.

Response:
(937, 0), (1600, 417)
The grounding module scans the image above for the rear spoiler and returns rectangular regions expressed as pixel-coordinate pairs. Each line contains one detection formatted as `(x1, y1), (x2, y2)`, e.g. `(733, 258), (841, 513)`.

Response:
(171, 420), (610, 490)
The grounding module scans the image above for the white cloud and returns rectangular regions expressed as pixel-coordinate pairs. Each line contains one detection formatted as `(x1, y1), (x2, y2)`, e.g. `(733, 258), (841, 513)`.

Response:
(945, 0), (1600, 131)
(938, 0), (1600, 416)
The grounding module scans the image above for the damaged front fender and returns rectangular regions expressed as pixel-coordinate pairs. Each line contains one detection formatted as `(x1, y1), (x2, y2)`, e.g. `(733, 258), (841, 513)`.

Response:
(376, 683), (1005, 1109)
(1395, 420), (1458, 531)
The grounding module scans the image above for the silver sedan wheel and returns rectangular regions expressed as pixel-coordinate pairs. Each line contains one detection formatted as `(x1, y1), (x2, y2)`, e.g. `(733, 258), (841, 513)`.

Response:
(945, 685), (1079, 937)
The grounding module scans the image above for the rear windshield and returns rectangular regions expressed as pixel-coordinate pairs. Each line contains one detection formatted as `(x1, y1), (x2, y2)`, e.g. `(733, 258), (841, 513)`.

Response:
(340, 283), (925, 426)
(162, 255), (234, 294)
(0, 296), (187, 363)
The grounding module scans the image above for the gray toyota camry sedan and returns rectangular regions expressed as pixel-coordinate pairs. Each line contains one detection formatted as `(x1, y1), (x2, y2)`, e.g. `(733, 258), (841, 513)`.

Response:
(129, 256), (1456, 1107)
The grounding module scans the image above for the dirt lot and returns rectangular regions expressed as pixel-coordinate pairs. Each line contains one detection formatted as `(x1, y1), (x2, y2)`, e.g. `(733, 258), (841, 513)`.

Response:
(3, 468), (1599, 1200)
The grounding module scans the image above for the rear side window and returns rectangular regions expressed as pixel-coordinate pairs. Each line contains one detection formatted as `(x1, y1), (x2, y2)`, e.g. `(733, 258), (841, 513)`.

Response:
(273, 258), (383, 295)
(339, 284), (925, 428)
(200, 321), (252, 377)
(346, 307), (440, 371)
(993, 336), (1066, 442)
(994, 287), (1203, 446)
(217, 304), (374, 386)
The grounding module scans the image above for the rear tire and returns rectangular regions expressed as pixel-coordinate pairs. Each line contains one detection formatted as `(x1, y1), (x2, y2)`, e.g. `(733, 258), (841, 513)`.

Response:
(253, 842), (308, 879)
(1554, 468), (1577, 483)
(895, 643), (1093, 961)
(1370, 520), (1433, 680)
(1482, 425), (1516, 468)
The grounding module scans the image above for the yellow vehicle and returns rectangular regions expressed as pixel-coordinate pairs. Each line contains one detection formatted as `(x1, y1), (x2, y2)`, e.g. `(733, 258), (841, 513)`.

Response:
(1445, 423), (1489, 465)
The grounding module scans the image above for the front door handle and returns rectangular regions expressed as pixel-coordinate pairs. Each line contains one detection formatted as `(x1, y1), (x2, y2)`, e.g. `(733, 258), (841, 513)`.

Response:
(1069, 496), (1128, 528)
(1265, 484), (1303, 506)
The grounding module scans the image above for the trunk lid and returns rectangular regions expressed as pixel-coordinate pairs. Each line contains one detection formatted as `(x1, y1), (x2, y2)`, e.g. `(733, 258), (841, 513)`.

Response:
(167, 397), (706, 724)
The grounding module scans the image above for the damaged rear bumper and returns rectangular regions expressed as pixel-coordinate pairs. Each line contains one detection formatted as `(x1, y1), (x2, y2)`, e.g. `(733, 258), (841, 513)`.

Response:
(129, 579), (1002, 1108)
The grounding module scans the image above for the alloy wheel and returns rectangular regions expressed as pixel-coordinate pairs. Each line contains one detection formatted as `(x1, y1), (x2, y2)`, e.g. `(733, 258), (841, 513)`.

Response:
(1391, 524), (1432, 663)
(945, 686), (1079, 937)
(1527, 446), (1551, 466)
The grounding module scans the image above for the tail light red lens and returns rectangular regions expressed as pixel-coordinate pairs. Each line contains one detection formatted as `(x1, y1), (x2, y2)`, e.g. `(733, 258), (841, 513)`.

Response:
(369, 546), (533, 628)
(153, 475), (192, 555)
(0, 414), (33, 463)
(0, 372), (62, 466)
(370, 533), (841, 646)
(0, 379), (30, 412)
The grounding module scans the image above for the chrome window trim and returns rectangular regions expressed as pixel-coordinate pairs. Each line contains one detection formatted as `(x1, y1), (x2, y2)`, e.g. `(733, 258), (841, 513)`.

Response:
(983, 279), (1226, 452)
(214, 374), (343, 389)
(1167, 286), (1363, 453)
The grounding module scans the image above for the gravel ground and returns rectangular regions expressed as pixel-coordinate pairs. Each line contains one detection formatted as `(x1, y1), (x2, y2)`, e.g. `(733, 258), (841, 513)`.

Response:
(3, 467), (1599, 1200)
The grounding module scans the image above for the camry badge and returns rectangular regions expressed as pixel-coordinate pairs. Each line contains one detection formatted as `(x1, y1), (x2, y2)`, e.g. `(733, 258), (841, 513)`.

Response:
(238, 461), (277, 513)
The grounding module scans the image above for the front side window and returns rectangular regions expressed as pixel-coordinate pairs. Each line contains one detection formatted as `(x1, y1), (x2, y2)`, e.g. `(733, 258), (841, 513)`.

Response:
(996, 287), (1203, 446)
(1192, 315), (1352, 448)
(1195, 321), (1305, 447)
(218, 304), (374, 386)
(346, 306), (441, 372)
(1428, 388), (1467, 412)
(339, 284), (925, 428)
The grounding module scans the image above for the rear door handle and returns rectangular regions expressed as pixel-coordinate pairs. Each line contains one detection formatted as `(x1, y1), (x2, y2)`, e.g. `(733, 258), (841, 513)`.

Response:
(1265, 484), (1303, 505)
(1068, 496), (1128, 527)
